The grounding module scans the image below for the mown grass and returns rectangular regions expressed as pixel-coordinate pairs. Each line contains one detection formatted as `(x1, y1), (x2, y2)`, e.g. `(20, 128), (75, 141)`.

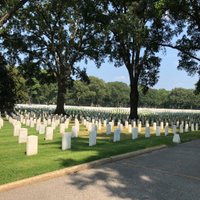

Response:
(0, 119), (200, 185)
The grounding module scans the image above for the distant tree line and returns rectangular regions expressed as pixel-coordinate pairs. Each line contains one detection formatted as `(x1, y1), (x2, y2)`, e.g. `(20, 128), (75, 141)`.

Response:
(12, 69), (200, 109)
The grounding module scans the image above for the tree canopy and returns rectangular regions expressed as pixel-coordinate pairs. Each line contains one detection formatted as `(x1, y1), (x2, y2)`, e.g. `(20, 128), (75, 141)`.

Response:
(0, 0), (28, 27)
(155, 0), (200, 88)
(0, 0), (199, 115)
(90, 0), (175, 119)
(1, 0), (106, 114)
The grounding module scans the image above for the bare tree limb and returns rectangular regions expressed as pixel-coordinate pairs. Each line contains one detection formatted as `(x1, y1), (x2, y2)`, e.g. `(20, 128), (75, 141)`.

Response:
(159, 43), (200, 62)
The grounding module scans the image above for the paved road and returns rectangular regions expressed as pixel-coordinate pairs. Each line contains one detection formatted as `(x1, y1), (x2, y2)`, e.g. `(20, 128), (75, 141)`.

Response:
(1, 140), (200, 200)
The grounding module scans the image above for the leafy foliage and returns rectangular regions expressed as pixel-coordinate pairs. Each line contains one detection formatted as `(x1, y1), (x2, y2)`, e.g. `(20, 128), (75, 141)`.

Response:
(91, 0), (175, 119)
(1, 0), (106, 114)
(155, 0), (200, 85)
(0, 55), (16, 113)
(18, 75), (200, 110)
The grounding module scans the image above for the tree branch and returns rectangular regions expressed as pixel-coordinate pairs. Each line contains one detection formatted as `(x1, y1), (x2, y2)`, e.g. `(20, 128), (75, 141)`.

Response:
(0, 0), (28, 27)
(159, 43), (200, 62)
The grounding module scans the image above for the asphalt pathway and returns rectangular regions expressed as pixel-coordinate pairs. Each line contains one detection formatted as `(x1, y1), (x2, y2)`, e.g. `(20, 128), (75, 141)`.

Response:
(1, 140), (200, 200)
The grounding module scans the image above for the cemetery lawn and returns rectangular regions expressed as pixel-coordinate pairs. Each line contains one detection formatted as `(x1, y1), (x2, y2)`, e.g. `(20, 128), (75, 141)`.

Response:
(1, 120), (200, 185)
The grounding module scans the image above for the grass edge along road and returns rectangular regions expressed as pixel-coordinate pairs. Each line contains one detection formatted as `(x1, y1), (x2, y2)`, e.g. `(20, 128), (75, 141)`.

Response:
(1, 119), (200, 185)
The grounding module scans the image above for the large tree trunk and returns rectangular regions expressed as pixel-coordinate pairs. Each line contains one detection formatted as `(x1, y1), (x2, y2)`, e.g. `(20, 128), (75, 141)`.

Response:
(128, 68), (139, 120)
(54, 79), (66, 115)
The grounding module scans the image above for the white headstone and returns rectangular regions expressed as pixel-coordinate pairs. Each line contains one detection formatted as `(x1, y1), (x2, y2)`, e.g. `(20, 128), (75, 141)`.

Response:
(156, 126), (160, 137)
(65, 120), (69, 129)
(60, 123), (65, 134)
(128, 124), (132, 133)
(39, 124), (45, 134)
(45, 127), (54, 140)
(117, 121), (120, 127)
(160, 122), (164, 130)
(51, 122), (56, 130)
(83, 119), (87, 126)
(109, 121), (113, 130)
(113, 128), (121, 142)
(191, 124), (194, 132)
(138, 122), (142, 133)
(13, 124), (21, 136)
(0, 118), (3, 128)
(18, 128), (28, 143)
(132, 127), (138, 140)
(106, 124), (111, 135)
(119, 124), (123, 131)
(89, 129), (97, 146)
(72, 126), (78, 138)
(173, 125), (177, 135)
(153, 122), (157, 131)
(173, 134), (181, 144)
(62, 132), (71, 150)
(185, 124), (189, 132)
(30, 120), (35, 128)
(43, 120), (47, 127)
(36, 122), (40, 131)
(145, 127), (150, 138)
(26, 135), (38, 156)
(103, 120), (107, 127)
(179, 124), (184, 133)
(92, 118), (95, 124)
(87, 122), (93, 132)
(165, 125), (169, 136)
(133, 121), (136, 128)
(125, 121), (129, 129)
(26, 119), (30, 127)
(98, 121), (102, 131)
(75, 119), (80, 132)
(47, 118), (51, 125)
(20, 116), (24, 124)
(195, 123), (199, 131)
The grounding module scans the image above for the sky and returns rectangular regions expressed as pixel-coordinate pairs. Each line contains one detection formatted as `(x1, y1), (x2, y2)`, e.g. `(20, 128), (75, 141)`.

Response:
(83, 48), (198, 90)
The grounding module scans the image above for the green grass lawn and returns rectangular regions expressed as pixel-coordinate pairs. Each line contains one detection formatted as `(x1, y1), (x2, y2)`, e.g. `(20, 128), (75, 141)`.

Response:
(0, 119), (200, 185)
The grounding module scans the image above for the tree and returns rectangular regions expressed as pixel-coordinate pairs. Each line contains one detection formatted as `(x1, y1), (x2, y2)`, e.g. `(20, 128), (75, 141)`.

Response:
(155, 0), (200, 88)
(0, 0), (29, 112)
(66, 80), (93, 106)
(1, 0), (105, 114)
(0, 54), (16, 113)
(87, 76), (107, 106)
(167, 88), (196, 109)
(95, 0), (172, 119)
(38, 83), (57, 104)
(67, 76), (108, 106)
(8, 66), (29, 104)
(106, 82), (130, 107)
(0, 0), (28, 27)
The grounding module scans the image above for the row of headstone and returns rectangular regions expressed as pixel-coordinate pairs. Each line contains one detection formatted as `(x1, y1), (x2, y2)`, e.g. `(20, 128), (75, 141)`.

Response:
(81, 118), (187, 145)
(11, 115), (79, 154)
(10, 112), (200, 154)
(8, 116), (39, 156)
